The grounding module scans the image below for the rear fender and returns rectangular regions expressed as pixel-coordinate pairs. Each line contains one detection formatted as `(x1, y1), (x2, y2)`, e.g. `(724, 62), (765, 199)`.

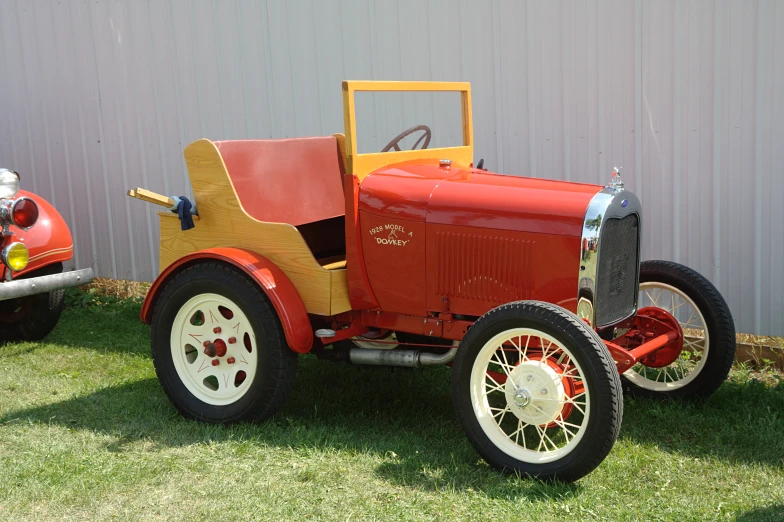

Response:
(142, 248), (313, 353)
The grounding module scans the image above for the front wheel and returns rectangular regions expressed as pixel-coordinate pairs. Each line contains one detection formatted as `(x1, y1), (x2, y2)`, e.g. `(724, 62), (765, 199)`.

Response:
(0, 262), (65, 342)
(15, 289), (65, 341)
(621, 260), (736, 399)
(452, 301), (622, 482)
(151, 262), (297, 423)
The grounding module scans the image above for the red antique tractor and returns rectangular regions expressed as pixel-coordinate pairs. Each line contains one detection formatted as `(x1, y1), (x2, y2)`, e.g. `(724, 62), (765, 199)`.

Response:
(0, 168), (93, 340)
(128, 81), (735, 482)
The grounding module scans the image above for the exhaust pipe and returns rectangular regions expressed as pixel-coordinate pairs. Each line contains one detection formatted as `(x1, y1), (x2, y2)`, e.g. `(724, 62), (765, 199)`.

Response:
(349, 347), (457, 367)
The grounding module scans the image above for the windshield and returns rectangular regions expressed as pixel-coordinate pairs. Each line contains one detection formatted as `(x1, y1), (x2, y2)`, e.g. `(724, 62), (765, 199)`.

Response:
(354, 91), (465, 154)
(342, 81), (473, 180)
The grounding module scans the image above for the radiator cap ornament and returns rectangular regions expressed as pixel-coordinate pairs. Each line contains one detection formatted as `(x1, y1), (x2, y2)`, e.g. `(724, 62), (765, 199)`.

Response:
(609, 167), (624, 192)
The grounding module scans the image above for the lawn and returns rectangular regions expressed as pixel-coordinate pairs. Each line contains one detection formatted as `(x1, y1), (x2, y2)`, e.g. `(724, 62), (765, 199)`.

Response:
(1, 297), (783, 521)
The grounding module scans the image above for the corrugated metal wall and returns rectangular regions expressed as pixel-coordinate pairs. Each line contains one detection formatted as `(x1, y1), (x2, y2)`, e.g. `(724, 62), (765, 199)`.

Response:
(0, 0), (782, 336)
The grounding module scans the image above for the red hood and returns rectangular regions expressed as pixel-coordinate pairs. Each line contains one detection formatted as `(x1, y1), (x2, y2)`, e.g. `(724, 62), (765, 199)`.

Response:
(358, 161), (602, 236)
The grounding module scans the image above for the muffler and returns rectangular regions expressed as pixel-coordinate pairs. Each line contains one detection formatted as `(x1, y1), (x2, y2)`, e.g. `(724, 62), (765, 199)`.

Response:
(349, 347), (457, 367)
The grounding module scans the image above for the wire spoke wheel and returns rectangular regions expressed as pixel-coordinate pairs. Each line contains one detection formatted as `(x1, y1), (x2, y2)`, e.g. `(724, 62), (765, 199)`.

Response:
(621, 260), (735, 400)
(453, 301), (622, 482)
(471, 329), (589, 463)
(625, 282), (708, 391)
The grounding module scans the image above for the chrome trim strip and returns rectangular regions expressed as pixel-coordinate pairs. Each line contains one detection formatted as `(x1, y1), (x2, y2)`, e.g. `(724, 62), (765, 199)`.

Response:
(578, 186), (642, 328)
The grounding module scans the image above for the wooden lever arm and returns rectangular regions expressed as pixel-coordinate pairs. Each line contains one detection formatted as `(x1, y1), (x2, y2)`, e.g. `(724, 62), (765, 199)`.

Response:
(127, 188), (176, 209)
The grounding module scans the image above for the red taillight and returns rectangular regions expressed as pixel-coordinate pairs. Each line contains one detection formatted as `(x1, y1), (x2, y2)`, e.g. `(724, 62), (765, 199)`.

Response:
(11, 198), (38, 229)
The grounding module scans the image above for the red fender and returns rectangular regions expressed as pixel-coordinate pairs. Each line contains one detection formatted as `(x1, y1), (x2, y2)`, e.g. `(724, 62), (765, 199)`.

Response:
(141, 248), (313, 354)
(4, 190), (74, 279)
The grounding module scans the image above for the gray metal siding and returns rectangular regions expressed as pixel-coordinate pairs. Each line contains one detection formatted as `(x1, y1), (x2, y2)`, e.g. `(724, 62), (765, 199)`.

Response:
(0, 0), (782, 336)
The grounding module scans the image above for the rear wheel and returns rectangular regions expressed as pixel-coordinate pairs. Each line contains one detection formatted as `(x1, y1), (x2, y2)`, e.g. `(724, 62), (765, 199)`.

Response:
(452, 301), (622, 482)
(621, 260), (735, 399)
(151, 262), (297, 423)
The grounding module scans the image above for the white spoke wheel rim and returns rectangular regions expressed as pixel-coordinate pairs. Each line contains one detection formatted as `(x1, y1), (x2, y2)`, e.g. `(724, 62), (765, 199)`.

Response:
(625, 282), (709, 391)
(170, 293), (258, 406)
(470, 328), (590, 464)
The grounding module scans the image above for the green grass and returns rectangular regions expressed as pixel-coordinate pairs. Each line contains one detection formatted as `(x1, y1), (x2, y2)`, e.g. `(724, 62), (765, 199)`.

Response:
(1, 299), (783, 521)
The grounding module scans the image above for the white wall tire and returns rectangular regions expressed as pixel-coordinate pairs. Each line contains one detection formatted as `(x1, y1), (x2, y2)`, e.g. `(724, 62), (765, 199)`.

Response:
(151, 262), (297, 423)
(452, 301), (622, 482)
(621, 261), (736, 400)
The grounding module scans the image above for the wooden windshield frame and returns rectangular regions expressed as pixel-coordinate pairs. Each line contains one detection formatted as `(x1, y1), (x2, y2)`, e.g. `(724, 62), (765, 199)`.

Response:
(342, 81), (473, 181)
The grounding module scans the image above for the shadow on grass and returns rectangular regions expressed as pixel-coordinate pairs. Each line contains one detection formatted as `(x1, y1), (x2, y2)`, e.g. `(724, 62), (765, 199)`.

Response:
(2, 352), (782, 497)
(735, 505), (784, 521)
(0, 357), (582, 499)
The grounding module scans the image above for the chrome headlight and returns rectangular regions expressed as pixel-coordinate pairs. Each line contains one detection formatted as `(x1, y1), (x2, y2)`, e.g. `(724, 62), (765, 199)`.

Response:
(0, 169), (20, 199)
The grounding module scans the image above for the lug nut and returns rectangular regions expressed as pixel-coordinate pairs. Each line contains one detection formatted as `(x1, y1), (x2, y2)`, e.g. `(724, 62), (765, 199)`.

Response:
(228, 337), (236, 344)
(227, 357), (235, 364)
(213, 326), (222, 334)
(211, 359), (220, 366)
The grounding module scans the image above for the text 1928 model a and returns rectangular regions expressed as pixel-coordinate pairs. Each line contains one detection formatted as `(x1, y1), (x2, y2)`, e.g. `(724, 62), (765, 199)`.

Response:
(129, 81), (735, 482)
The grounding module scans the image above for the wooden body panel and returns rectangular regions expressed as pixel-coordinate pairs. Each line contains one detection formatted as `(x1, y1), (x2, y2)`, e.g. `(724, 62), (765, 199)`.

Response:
(158, 139), (350, 317)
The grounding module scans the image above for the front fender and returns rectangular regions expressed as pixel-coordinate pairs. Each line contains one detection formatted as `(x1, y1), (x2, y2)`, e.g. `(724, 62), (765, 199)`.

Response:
(142, 248), (313, 354)
(9, 190), (74, 278)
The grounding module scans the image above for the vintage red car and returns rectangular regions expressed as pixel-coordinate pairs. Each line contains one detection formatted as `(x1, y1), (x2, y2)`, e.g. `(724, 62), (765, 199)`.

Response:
(0, 168), (93, 340)
(129, 81), (735, 482)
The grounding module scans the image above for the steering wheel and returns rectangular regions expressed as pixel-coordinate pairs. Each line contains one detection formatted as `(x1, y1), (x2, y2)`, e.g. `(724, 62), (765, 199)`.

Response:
(381, 125), (432, 152)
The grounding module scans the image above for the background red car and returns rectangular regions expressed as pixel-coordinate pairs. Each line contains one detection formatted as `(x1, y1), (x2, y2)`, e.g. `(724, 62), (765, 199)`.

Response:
(0, 168), (93, 340)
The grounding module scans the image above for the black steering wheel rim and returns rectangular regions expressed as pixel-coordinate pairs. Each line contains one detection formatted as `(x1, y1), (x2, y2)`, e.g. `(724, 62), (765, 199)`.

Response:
(381, 125), (432, 152)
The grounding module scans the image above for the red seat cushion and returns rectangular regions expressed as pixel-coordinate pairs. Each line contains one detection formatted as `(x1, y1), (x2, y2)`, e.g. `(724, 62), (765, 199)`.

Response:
(215, 137), (345, 226)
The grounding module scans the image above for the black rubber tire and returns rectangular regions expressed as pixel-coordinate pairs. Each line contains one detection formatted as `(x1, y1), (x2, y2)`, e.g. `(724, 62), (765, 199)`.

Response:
(151, 261), (297, 423)
(0, 262), (65, 342)
(621, 260), (736, 400)
(15, 288), (65, 341)
(452, 301), (623, 483)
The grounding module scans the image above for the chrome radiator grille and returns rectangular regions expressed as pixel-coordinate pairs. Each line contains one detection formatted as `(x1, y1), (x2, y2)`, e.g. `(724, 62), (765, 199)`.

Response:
(595, 214), (639, 326)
